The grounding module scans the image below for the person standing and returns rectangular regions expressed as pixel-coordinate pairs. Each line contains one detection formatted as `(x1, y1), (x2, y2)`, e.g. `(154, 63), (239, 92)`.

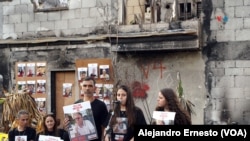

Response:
(64, 76), (108, 141)
(8, 109), (36, 141)
(35, 113), (70, 141)
(104, 85), (147, 141)
(153, 88), (191, 125)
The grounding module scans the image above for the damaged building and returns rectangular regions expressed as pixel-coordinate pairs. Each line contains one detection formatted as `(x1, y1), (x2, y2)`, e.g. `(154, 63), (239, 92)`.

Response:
(0, 0), (249, 130)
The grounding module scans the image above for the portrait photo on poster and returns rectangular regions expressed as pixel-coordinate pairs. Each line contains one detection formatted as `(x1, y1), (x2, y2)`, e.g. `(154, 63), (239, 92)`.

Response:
(63, 83), (73, 97)
(99, 65), (110, 80)
(36, 62), (46, 77)
(36, 80), (46, 94)
(35, 98), (46, 115)
(78, 67), (88, 81)
(63, 101), (98, 141)
(27, 80), (36, 95)
(103, 84), (113, 98)
(15, 135), (27, 141)
(17, 81), (26, 92)
(17, 63), (26, 77)
(113, 117), (128, 134)
(94, 83), (103, 99)
(26, 62), (35, 77)
(152, 111), (176, 125)
(88, 63), (98, 78)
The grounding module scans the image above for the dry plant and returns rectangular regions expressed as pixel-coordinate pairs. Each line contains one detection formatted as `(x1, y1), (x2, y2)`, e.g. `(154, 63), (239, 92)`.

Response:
(0, 89), (43, 133)
(176, 72), (195, 116)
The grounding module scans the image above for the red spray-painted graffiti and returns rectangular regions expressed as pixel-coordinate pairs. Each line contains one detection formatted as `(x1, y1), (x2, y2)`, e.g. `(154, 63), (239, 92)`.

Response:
(216, 15), (228, 23)
(131, 81), (150, 99)
(141, 64), (150, 79)
(141, 62), (166, 79)
(153, 62), (166, 79)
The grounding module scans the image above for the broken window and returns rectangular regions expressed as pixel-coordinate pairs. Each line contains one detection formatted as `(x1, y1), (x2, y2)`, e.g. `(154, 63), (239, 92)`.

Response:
(119, 0), (202, 25)
(31, 0), (69, 12)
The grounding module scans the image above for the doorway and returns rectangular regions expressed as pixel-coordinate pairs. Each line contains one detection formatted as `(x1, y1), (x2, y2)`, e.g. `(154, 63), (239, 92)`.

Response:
(51, 71), (77, 127)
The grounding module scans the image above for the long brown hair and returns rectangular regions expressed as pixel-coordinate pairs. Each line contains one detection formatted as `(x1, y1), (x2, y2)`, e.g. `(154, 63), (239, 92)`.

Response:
(111, 85), (136, 128)
(155, 88), (191, 125)
(36, 113), (60, 136)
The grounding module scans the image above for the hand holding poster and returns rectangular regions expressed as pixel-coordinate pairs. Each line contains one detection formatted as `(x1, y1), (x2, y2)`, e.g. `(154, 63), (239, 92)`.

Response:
(152, 111), (176, 125)
(63, 101), (98, 141)
(38, 135), (62, 141)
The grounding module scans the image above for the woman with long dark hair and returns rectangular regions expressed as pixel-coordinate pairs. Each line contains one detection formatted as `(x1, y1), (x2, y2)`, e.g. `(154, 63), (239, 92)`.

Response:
(104, 85), (147, 141)
(153, 88), (191, 125)
(35, 113), (70, 141)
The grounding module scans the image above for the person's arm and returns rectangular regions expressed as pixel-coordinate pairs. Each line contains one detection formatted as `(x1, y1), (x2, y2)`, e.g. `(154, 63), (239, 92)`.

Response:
(103, 129), (110, 141)
(63, 117), (70, 131)
(62, 129), (70, 141)
(35, 133), (40, 141)
(28, 127), (36, 141)
(136, 108), (147, 125)
(8, 129), (15, 141)
(101, 102), (109, 138)
(85, 120), (95, 133)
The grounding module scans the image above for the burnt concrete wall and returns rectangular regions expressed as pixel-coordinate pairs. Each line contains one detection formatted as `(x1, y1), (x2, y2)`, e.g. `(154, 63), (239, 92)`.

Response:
(0, 45), (206, 125)
(112, 51), (206, 124)
(1, 0), (115, 40)
(203, 0), (250, 124)
(3, 0), (250, 125)
(0, 0), (204, 125)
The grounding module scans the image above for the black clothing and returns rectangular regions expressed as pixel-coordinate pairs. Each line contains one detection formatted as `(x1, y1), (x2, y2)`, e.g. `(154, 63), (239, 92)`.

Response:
(8, 127), (36, 141)
(35, 129), (70, 141)
(74, 98), (109, 141)
(104, 107), (147, 141)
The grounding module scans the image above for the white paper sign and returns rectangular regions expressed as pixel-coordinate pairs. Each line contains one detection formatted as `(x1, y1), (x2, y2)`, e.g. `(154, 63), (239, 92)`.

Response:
(38, 135), (62, 141)
(153, 111), (176, 120)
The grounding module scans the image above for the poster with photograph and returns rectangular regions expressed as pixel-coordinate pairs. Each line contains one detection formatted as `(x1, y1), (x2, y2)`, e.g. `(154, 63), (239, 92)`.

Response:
(103, 84), (113, 111)
(36, 62), (46, 77)
(15, 135), (27, 141)
(17, 63), (26, 77)
(78, 67), (88, 81)
(17, 81), (26, 92)
(103, 84), (113, 98)
(26, 63), (35, 77)
(99, 65), (110, 80)
(27, 80), (36, 95)
(152, 111), (176, 125)
(36, 80), (46, 94)
(113, 117), (128, 134)
(63, 83), (72, 97)
(38, 135), (62, 141)
(35, 98), (46, 115)
(94, 83), (103, 99)
(63, 101), (98, 141)
(88, 63), (98, 78)
(80, 89), (84, 96)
